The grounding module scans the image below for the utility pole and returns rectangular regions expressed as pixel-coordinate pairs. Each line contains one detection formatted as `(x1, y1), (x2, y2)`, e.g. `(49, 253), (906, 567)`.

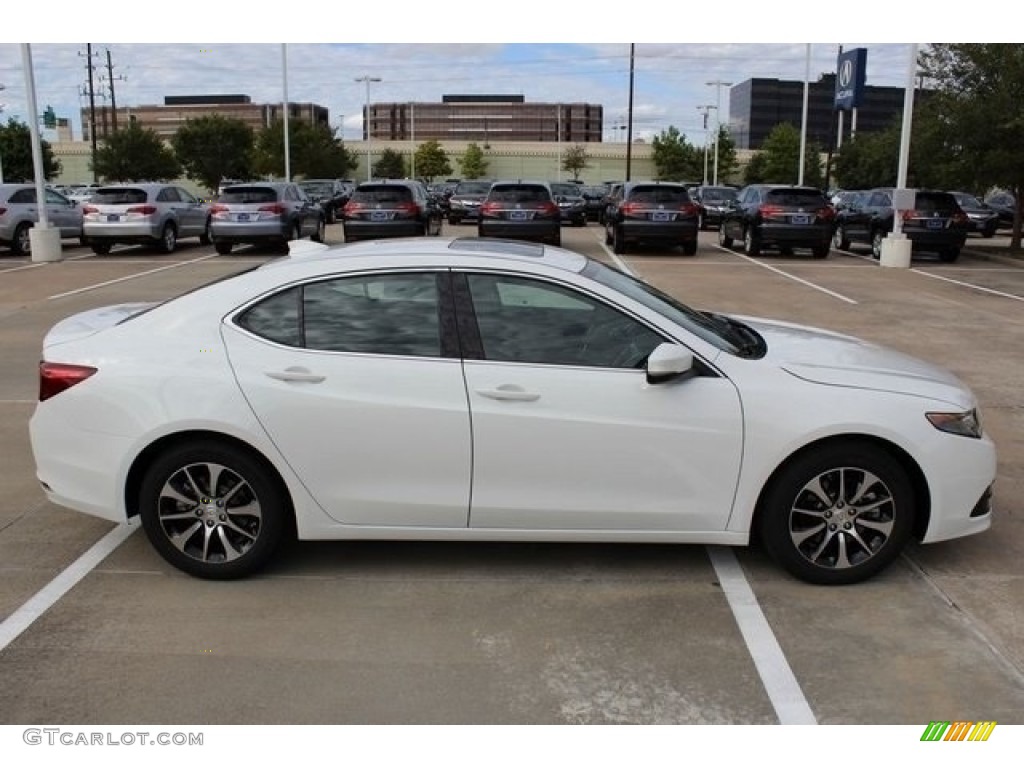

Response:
(706, 79), (732, 185)
(626, 43), (635, 181)
(696, 105), (716, 185)
(105, 48), (122, 132)
(81, 44), (98, 181)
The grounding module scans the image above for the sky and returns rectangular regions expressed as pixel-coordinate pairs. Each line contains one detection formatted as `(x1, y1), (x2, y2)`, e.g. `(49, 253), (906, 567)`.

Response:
(1, 6), (1007, 148)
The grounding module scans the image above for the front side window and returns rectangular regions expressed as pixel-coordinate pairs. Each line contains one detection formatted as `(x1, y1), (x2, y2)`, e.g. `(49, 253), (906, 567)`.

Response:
(466, 273), (663, 369)
(236, 273), (442, 358)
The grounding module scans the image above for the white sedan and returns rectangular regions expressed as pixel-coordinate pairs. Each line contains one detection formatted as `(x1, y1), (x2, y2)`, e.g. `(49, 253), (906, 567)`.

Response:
(29, 238), (996, 583)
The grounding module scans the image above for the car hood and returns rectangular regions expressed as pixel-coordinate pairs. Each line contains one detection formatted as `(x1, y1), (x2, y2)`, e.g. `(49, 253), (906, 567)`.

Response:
(736, 315), (973, 407)
(43, 302), (159, 348)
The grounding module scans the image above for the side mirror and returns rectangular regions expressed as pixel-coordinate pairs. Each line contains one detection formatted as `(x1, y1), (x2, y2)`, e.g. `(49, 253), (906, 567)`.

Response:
(645, 343), (695, 385)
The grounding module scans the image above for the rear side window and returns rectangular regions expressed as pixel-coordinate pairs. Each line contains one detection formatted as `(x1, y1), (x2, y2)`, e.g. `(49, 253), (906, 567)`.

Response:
(9, 189), (36, 204)
(628, 186), (690, 205)
(765, 189), (827, 206)
(351, 186), (414, 204)
(220, 187), (279, 204)
(91, 188), (148, 205)
(488, 185), (551, 203)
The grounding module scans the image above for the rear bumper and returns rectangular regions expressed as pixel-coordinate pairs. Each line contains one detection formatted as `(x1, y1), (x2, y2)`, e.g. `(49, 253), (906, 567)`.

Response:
(757, 223), (832, 247)
(210, 220), (288, 243)
(620, 220), (698, 243)
(344, 221), (423, 239)
(906, 229), (968, 252)
(83, 223), (162, 241)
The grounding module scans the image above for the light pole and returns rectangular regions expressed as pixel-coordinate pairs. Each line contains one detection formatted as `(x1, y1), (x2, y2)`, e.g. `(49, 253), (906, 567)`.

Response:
(696, 104), (716, 185)
(354, 75), (381, 181)
(706, 79), (732, 185)
(0, 82), (5, 183)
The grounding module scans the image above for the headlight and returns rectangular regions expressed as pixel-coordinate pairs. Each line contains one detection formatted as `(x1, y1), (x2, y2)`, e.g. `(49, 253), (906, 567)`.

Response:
(926, 408), (982, 438)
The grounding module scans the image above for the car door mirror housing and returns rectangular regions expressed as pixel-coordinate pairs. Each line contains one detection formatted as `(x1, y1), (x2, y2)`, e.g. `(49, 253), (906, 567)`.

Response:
(646, 343), (695, 384)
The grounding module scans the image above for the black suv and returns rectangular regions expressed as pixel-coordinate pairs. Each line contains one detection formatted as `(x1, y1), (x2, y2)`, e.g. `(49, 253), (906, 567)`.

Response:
(298, 179), (350, 224)
(831, 188), (968, 262)
(447, 179), (493, 225)
(719, 184), (834, 258)
(549, 182), (588, 227)
(692, 185), (739, 231)
(341, 180), (443, 242)
(603, 181), (700, 255)
(477, 181), (561, 246)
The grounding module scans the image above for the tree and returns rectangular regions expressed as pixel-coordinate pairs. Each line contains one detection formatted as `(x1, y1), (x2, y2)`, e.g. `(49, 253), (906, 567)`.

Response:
(651, 126), (701, 181)
(713, 126), (739, 184)
(919, 44), (1024, 246)
(0, 118), (61, 181)
(372, 149), (406, 179)
(833, 127), (900, 190)
(562, 144), (590, 181)
(173, 115), (254, 194)
(413, 140), (452, 182)
(458, 143), (489, 179)
(252, 119), (358, 181)
(93, 121), (179, 182)
(748, 123), (824, 188)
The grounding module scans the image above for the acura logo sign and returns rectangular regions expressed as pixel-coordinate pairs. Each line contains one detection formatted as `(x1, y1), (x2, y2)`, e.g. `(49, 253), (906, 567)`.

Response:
(839, 59), (853, 88)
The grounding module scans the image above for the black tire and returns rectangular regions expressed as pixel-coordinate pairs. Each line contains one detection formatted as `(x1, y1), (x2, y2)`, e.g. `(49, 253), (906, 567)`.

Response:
(549, 230), (562, 247)
(448, 214), (461, 226)
(156, 223), (177, 254)
(981, 226), (995, 239)
(11, 222), (32, 256)
(718, 223), (733, 249)
(604, 222), (613, 245)
(871, 229), (884, 259)
(939, 247), (960, 263)
(139, 440), (290, 580)
(811, 244), (829, 259)
(743, 225), (761, 256)
(311, 216), (326, 243)
(682, 240), (698, 256)
(613, 225), (626, 254)
(833, 224), (850, 251)
(91, 241), (112, 255)
(325, 206), (336, 225)
(697, 213), (705, 231)
(199, 219), (212, 246)
(757, 441), (914, 585)
(214, 241), (233, 255)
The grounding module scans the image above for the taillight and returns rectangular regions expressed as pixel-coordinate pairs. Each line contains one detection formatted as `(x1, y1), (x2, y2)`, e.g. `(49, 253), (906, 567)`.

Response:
(952, 208), (969, 225)
(759, 204), (785, 217)
(480, 201), (502, 216)
(538, 201), (559, 216)
(210, 204), (228, 215)
(258, 203), (286, 215)
(817, 206), (836, 220)
(395, 201), (419, 216)
(82, 205), (98, 214)
(343, 201), (363, 215)
(622, 202), (643, 215)
(680, 202), (701, 217)
(39, 362), (97, 402)
(0, 207), (6, 216)
(126, 205), (157, 215)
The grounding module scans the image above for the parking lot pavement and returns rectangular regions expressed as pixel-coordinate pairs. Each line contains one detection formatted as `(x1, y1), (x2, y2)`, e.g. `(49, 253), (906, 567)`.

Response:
(2, 226), (1024, 725)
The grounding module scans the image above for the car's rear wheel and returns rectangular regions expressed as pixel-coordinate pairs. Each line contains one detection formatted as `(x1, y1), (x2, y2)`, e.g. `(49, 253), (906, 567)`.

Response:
(833, 224), (850, 251)
(11, 222), (32, 256)
(758, 441), (914, 585)
(156, 223), (177, 254)
(91, 241), (112, 255)
(199, 219), (212, 246)
(743, 226), (761, 256)
(811, 244), (829, 259)
(939, 247), (960, 263)
(871, 230), (884, 259)
(718, 223), (733, 248)
(139, 441), (290, 580)
(214, 241), (233, 255)
(682, 240), (698, 256)
(613, 225), (626, 254)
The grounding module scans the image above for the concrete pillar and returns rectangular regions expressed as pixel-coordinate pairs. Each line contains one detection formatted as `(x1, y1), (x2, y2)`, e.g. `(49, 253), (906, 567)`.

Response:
(29, 225), (63, 263)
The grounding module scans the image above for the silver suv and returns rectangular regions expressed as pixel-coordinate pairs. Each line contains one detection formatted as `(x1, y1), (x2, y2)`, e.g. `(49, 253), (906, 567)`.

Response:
(0, 184), (84, 255)
(82, 184), (211, 255)
(209, 182), (325, 255)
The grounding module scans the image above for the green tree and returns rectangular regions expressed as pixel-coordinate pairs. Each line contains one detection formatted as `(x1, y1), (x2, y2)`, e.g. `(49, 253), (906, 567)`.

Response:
(173, 115), (254, 194)
(372, 148), (406, 179)
(561, 144), (590, 181)
(744, 152), (768, 185)
(93, 121), (179, 182)
(0, 118), (61, 181)
(458, 143), (489, 179)
(651, 126), (701, 181)
(751, 123), (824, 187)
(253, 119), (358, 180)
(833, 127), (900, 190)
(413, 139), (452, 182)
(713, 126), (739, 184)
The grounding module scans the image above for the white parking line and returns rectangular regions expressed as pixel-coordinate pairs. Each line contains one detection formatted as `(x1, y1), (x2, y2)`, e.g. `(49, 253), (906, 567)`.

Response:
(708, 547), (817, 724)
(714, 245), (859, 305)
(0, 523), (137, 653)
(48, 253), (218, 300)
(911, 268), (1024, 302)
(594, 230), (816, 724)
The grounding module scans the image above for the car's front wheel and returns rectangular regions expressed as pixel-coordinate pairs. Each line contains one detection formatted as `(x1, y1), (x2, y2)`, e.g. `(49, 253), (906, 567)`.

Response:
(833, 225), (850, 251)
(718, 223), (733, 248)
(156, 223), (177, 254)
(139, 441), (290, 579)
(758, 441), (914, 585)
(871, 230), (885, 259)
(11, 222), (32, 256)
(743, 225), (761, 256)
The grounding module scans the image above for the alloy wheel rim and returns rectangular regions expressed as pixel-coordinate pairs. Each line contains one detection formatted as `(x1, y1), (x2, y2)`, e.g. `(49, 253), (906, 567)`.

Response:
(788, 466), (895, 570)
(18, 228), (31, 253)
(156, 462), (262, 563)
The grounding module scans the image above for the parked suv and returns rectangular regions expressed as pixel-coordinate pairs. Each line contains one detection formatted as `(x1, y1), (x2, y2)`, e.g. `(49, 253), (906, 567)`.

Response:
(603, 181), (700, 255)
(298, 179), (351, 224)
(719, 184), (834, 258)
(209, 182), (325, 255)
(831, 188), (968, 262)
(446, 180), (493, 225)
(477, 180), (561, 245)
(0, 184), (83, 255)
(341, 180), (442, 242)
(82, 184), (212, 255)
(549, 182), (588, 227)
(692, 185), (739, 231)
(949, 192), (999, 238)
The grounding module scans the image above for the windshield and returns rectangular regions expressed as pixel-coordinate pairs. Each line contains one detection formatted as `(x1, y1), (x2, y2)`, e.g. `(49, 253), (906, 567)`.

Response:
(702, 187), (737, 202)
(583, 259), (751, 356)
(550, 184), (583, 197)
(953, 193), (981, 207)
(300, 183), (333, 196)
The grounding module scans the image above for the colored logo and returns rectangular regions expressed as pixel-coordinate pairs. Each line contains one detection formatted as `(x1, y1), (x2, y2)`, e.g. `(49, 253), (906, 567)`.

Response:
(921, 721), (996, 742)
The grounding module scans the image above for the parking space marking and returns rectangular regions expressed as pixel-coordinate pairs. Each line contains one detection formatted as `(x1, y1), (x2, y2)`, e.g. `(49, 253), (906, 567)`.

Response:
(0, 261), (46, 274)
(713, 246), (859, 304)
(596, 230), (815, 724)
(911, 268), (1024, 302)
(0, 523), (137, 653)
(708, 547), (816, 724)
(47, 253), (219, 300)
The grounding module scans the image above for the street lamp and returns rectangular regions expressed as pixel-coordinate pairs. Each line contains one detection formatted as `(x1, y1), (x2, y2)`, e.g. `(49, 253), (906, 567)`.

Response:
(706, 80), (732, 185)
(354, 75), (381, 181)
(696, 104), (717, 185)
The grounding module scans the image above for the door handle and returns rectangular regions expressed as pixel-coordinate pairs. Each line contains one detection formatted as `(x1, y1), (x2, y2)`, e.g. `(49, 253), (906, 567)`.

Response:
(265, 367), (325, 384)
(475, 385), (540, 402)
